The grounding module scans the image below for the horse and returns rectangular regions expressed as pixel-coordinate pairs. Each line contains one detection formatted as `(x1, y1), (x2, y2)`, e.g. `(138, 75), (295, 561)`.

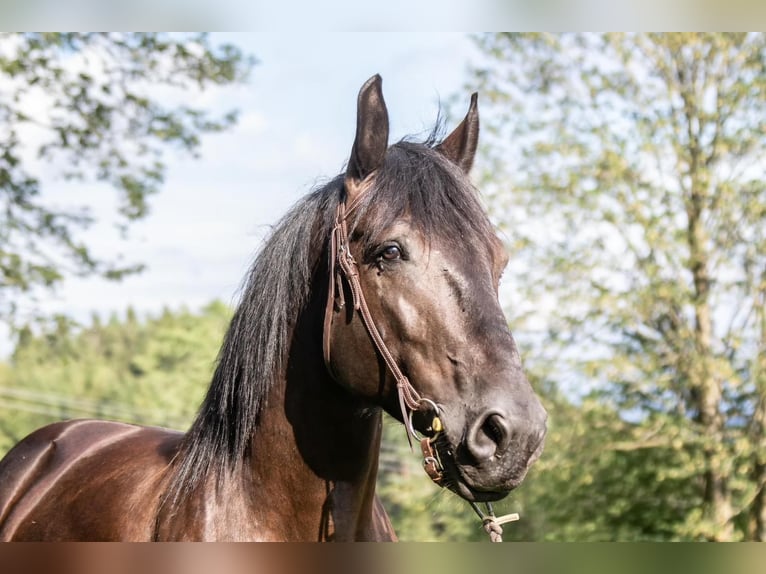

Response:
(0, 75), (547, 541)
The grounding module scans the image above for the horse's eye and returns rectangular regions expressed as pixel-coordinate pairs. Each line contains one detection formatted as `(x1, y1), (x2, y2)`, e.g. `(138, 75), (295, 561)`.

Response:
(381, 245), (401, 261)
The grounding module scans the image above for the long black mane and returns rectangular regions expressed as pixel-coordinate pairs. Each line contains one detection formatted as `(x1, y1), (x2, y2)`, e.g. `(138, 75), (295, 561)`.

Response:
(165, 137), (497, 501)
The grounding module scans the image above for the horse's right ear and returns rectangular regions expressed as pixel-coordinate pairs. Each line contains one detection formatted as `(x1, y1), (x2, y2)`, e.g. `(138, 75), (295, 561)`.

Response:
(346, 75), (389, 199)
(437, 92), (479, 174)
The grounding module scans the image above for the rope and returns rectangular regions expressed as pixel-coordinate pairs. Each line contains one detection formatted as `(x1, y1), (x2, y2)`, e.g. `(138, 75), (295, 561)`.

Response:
(483, 518), (504, 543)
(471, 502), (519, 543)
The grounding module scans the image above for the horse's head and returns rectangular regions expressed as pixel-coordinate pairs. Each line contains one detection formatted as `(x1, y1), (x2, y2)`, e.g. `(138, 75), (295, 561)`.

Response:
(325, 75), (547, 503)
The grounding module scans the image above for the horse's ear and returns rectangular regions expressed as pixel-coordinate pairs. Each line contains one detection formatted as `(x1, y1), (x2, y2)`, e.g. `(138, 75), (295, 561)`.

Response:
(437, 93), (479, 174)
(346, 74), (389, 197)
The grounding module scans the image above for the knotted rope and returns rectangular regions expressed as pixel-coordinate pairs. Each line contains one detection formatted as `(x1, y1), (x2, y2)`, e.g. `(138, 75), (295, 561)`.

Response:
(471, 502), (520, 543)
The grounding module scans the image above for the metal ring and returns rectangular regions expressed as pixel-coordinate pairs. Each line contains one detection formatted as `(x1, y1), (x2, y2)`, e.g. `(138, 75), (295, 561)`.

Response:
(407, 399), (444, 440)
(416, 397), (441, 415)
(406, 410), (424, 442)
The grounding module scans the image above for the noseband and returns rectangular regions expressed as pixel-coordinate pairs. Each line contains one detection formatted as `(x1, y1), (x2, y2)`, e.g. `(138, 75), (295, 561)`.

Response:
(321, 178), (517, 542)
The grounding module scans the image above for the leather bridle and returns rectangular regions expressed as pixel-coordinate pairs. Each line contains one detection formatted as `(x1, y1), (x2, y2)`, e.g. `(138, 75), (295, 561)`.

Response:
(321, 178), (445, 484)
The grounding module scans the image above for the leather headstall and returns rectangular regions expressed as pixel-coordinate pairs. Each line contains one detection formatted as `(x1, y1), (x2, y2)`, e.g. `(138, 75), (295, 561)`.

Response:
(321, 177), (445, 485)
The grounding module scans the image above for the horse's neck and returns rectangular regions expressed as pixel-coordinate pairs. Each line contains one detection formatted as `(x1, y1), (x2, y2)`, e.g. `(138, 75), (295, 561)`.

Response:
(163, 369), (386, 541)
(246, 371), (385, 541)
(237, 279), (391, 541)
(160, 285), (393, 541)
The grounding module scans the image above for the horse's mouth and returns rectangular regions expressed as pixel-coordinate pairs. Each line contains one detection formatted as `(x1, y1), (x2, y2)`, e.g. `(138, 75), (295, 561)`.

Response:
(451, 477), (509, 503)
(429, 434), (516, 503)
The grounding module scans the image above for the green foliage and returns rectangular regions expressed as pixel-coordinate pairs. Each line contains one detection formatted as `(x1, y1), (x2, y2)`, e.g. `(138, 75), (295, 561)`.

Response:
(0, 301), (231, 456)
(0, 33), (254, 321)
(504, 384), (705, 541)
(469, 33), (766, 540)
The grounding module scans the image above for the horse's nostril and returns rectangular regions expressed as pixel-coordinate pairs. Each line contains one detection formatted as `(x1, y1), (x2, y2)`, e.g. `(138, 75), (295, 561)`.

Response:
(483, 414), (508, 449)
(466, 411), (511, 462)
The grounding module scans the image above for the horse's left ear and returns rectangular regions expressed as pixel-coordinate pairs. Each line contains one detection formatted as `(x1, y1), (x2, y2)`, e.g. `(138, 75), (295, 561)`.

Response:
(346, 74), (389, 200)
(437, 93), (479, 174)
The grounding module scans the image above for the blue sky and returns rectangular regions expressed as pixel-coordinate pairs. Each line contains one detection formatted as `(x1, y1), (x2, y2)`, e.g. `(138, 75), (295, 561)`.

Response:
(1, 33), (481, 356)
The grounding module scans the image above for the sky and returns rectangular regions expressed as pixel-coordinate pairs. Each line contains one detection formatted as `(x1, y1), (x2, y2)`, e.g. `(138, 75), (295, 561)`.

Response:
(0, 33), (482, 357)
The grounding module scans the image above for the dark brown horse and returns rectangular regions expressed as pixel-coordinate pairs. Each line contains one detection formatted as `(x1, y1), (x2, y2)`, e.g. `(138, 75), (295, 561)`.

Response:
(0, 75), (546, 541)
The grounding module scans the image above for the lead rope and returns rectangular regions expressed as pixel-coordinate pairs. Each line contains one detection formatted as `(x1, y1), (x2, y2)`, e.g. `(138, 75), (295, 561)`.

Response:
(323, 189), (518, 542)
(470, 501), (520, 543)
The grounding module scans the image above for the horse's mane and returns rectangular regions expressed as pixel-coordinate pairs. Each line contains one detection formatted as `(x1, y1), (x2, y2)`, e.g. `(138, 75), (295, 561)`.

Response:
(164, 135), (497, 502)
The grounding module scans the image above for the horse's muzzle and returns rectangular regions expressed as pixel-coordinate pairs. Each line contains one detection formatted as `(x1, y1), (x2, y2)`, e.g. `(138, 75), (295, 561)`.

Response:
(443, 397), (548, 502)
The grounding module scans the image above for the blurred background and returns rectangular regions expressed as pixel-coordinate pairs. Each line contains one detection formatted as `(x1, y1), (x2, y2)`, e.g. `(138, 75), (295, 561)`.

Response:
(0, 33), (765, 541)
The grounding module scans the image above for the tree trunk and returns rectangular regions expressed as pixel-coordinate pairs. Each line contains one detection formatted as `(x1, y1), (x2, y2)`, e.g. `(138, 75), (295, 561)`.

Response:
(676, 49), (735, 537)
(686, 180), (733, 540)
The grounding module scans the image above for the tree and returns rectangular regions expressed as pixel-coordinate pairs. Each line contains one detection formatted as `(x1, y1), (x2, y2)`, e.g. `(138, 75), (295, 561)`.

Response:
(495, 381), (704, 541)
(0, 33), (254, 321)
(469, 33), (766, 540)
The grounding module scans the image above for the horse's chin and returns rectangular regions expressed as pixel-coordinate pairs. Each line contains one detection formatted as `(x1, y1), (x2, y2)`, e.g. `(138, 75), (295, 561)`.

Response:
(449, 479), (509, 503)
(444, 464), (522, 503)
(429, 435), (520, 503)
